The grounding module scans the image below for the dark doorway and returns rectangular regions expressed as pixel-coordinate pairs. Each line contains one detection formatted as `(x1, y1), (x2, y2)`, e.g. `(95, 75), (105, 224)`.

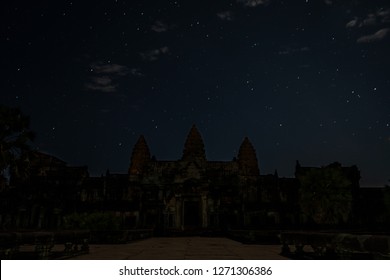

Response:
(184, 201), (200, 227)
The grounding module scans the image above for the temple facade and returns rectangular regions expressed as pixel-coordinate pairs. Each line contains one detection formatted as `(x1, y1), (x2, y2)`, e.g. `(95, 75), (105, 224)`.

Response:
(2, 125), (380, 232)
(127, 125), (297, 232)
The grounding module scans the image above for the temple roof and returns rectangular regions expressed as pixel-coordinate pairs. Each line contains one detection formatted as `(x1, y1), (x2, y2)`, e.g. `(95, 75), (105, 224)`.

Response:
(238, 137), (260, 175)
(182, 125), (206, 161)
(129, 135), (151, 175)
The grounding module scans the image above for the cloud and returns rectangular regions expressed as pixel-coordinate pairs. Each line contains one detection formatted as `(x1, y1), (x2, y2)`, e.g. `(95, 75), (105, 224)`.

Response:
(346, 18), (358, 28)
(347, 8), (390, 28)
(324, 0), (333, 5)
(357, 28), (390, 43)
(217, 11), (234, 21)
(85, 62), (134, 93)
(140, 46), (169, 61)
(346, 15), (376, 28)
(91, 76), (112, 86)
(278, 46), (310, 55)
(378, 8), (390, 23)
(346, 8), (390, 44)
(130, 68), (144, 77)
(85, 81), (117, 93)
(360, 13), (377, 27)
(91, 63), (129, 76)
(151, 21), (169, 32)
(237, 0), (270, 8)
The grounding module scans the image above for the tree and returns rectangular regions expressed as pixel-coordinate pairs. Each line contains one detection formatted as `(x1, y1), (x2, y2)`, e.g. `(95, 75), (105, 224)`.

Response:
(384, 182), (390, 223)
(0, 105), (34, 182)
(62, 212), (121, 230)
(297, 164), (353, 225)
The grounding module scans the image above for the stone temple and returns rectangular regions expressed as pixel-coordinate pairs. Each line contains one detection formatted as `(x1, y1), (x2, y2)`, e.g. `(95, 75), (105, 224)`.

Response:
(3, 124), (385, 233)
(127, 125), (298, 232)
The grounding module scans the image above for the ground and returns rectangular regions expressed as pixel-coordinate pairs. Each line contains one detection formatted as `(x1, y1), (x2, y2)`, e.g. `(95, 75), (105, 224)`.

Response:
(68, 237), (288, 260)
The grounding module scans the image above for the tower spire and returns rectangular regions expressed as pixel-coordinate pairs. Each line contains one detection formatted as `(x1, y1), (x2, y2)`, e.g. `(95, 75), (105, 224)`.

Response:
(237, 137), (260, 175)
(129, 135), (151, 175)
(182, 125), (206, 161)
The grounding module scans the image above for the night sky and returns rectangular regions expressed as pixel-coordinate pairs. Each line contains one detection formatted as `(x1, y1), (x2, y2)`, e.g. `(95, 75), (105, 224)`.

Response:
(1, 0), (389, 187)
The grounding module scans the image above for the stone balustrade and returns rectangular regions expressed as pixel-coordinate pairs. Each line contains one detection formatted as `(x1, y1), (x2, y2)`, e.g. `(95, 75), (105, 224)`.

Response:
(279, 231), (390, 259)
(90, 229), (154, 244)
(0, 230), (90, 259)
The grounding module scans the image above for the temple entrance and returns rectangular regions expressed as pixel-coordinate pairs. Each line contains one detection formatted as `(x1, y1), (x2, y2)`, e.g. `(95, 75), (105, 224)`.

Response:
(183, 201), (200, 227)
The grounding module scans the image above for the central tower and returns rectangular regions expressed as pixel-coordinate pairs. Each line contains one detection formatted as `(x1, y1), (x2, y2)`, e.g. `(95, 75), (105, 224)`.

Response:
(181, 125), (206, 162)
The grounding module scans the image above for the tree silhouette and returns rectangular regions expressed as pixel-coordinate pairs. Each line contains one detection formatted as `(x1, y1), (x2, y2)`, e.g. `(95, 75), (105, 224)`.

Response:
(297, 165), (353, 225)
(384, 181), (390, 223)
(0, 105), (34, 182)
